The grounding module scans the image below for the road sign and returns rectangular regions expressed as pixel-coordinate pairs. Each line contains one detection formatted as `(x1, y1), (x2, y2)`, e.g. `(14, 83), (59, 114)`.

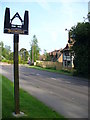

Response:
(4, 7), (29, 115)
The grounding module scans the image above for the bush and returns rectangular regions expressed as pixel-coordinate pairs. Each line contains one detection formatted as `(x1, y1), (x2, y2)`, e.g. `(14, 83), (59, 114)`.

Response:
(19, 60), (27, 64)
(1, 59), (13, 64)
(8, 60), (13, 64)
(1, 59), (9, 62)
(46, 66), (56, 70)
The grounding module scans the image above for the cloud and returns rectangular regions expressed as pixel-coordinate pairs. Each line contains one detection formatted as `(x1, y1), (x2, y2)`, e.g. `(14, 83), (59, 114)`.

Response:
(58, 0), (89, 3)
(0, 0), (89, 2)
(61, 2), (72, 14)
(36, 0), (50, 11)
(50, 31), (58, 42)
(0, 0), (34, 2)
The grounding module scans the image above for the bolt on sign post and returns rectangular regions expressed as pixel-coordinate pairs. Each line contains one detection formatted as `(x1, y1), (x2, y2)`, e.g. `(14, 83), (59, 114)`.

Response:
(4, 7), (29, 114)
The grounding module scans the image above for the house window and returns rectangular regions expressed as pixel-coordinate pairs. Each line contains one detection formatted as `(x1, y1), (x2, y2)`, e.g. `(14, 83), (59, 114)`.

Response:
(67, 61), (71, 66)
(65, 52), (69, 56)
(65, 61), (67, 66)
(56, 53), (58, 58)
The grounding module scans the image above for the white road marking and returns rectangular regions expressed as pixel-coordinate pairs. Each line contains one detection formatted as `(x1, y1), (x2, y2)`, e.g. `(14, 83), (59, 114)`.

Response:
(72, 98), (75, 100)
(51, 77), (56, 80)
(66, 81), (71, 84)
(36, 73), (40, 76)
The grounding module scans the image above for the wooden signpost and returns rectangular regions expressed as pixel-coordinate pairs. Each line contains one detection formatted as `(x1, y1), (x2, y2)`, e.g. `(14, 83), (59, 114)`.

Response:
(4, 7), (29, 115)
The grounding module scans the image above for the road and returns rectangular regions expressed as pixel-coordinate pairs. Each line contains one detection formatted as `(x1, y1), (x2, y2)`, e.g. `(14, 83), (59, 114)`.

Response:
(0, 64), (88, 118)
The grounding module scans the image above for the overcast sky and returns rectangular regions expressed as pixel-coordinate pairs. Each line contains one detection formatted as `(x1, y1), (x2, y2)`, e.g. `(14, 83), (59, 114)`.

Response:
(0, 0), (89, 54)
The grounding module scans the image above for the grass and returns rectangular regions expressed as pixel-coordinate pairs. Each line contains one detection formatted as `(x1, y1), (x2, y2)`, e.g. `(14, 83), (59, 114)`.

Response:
(1, 75), (66, 119)
(26, 65), (74, 76)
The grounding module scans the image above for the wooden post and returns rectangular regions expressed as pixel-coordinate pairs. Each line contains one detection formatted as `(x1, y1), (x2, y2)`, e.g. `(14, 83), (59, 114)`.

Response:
(13, 34), (20, 114)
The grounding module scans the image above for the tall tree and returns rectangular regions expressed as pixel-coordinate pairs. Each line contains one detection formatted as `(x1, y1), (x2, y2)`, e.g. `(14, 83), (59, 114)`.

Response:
(0, 41), (4, 60)
(20, 48), (29, 61)
(9, 52), (13, 60)
(0, 41), (4, 49)
(71, 22), (89, 76)
(0, 41), (11, 60)
(30, 35), (40, 62)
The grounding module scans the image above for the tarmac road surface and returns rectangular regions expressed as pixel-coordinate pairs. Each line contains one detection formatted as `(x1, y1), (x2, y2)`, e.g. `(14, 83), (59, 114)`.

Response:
(0, 64), (88, 118)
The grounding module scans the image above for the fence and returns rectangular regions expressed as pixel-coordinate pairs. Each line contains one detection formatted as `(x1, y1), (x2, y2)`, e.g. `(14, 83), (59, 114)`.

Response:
(36, 60), (63, 70)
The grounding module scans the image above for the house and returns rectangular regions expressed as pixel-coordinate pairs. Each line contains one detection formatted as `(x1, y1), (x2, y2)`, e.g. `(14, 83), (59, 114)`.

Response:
(42, 36), (74, 69)
(49, 49), (63, 62)
(61, 38), (74, 68)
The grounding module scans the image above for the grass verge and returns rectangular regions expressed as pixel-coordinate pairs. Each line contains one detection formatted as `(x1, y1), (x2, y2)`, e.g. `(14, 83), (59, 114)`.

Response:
(26, 65), (74, 76)
(1, 74), (66, 119)
(27, 66), (89, 80)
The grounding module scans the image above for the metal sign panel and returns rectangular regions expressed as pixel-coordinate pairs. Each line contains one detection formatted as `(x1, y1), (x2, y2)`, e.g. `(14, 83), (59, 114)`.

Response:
(4, 8), (29, 35)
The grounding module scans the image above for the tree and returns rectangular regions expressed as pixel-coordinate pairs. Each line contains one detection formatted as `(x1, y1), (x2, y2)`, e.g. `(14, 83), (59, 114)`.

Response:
(71, 22), (89, 77)
(20, 48), (29, 62)
(5, 45), (11, 53)
(9, 52), (13, 60)
(0, 41), (4, 60)
(30, 35), (40, 62)
(0, 41), (11, 60)
(43, 49), (51, 61)
(0, 41), (4, 49)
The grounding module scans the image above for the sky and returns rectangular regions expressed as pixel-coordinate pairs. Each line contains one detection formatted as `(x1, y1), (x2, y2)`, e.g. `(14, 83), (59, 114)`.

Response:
(0, 0), (89, 54)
